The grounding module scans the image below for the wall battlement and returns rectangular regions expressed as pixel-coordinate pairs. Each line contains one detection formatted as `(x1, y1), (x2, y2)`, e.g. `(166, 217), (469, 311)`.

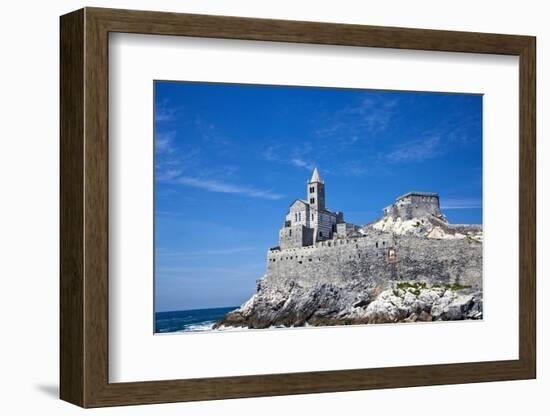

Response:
(265, 229), (481, 289)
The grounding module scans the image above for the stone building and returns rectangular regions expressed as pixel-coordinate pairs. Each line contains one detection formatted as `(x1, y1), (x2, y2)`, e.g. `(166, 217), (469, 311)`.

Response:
(278, 168), (345, 250)
(383, 192), (445, 221)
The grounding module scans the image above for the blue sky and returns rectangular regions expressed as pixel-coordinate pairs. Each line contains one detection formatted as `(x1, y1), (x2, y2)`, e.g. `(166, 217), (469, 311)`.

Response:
(154, 81), (482, 312)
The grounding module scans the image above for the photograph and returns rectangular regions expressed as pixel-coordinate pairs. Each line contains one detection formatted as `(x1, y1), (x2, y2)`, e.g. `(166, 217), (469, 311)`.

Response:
(153, 81), (483, 334)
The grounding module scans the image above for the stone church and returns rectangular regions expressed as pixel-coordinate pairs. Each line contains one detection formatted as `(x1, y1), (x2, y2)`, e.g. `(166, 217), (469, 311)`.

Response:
(278, 168), (351, 249)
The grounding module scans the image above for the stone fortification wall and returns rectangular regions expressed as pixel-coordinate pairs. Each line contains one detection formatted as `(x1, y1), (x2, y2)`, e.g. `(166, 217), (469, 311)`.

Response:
(266, 230), (482, 289)
(267, 230), (394, 288)
(391, 234), (482, 288)
(446, 223), (483, 234)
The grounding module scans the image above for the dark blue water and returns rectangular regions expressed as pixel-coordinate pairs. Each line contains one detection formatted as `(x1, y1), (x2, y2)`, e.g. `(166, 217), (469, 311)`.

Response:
(155, 306), (238, 333)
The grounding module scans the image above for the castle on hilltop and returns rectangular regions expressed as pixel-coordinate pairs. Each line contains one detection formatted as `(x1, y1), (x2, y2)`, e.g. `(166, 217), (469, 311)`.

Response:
(278, 168), (443, 250)
(264, 168), (482, 291)
(217, 170), (484, 329)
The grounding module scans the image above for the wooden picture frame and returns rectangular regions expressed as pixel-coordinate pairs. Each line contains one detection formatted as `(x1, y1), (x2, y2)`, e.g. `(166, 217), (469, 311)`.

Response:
(60, 7), (536, 408)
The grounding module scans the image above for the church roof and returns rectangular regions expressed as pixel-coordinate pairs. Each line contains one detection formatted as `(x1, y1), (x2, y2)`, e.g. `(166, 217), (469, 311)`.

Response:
(310, 167), (323, 183)
(288, 199), (309, 208)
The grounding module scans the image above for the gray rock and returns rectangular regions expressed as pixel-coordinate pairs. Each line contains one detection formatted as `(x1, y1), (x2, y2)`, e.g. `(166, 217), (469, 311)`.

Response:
(431, 290), (482, 321)
(216, 282), (483, 329)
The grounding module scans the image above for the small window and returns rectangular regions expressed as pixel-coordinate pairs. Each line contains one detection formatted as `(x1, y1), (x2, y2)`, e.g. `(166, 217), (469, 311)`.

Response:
(311, 214), (314, 221)
(376, 242), (379, 248)
(319, 231), (323, 237)
(310, 198), (315, 204)
(309, 186), (314, 193)
(289, 229), (292, 236)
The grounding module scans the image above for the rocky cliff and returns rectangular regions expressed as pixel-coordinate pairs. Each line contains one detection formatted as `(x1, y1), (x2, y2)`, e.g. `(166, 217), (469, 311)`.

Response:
(214, 282), (482, 329)
(367, 211), (482, 241)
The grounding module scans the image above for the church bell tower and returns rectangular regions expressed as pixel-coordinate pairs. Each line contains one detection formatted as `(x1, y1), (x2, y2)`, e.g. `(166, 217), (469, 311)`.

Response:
(307, 168), (325, 211)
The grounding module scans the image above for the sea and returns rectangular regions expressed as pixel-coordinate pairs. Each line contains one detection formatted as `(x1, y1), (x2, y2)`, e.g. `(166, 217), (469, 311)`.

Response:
(155, 306), (238, 333)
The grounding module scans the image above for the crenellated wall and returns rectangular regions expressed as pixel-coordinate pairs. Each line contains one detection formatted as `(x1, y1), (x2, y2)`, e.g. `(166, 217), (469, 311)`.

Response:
(266, 230), (482, 289)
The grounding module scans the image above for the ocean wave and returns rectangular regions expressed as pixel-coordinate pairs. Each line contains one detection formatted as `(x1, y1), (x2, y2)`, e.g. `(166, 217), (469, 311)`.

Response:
(172, 323), (307, 334)
(211, 325), (251, 332)
(177, 320), (216, 332)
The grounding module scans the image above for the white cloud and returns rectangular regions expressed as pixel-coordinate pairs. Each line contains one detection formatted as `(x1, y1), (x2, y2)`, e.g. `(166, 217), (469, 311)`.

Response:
(340, 161), (369, 177)
(290, 158), (315, 170)
(156, 131), (176, 154)
(262, 145), (317, 173)
(154, 131), (279, 201)
(440, 198), (482, 210)
(155, 100), (178, 122)
(157, 247), (256, 258)
(316, 95), (399, 139)
(156, 169), (182, 181)
(262, 145), (280, 162)
(173, 176), (284, 200)
(385, 135), (442, 163)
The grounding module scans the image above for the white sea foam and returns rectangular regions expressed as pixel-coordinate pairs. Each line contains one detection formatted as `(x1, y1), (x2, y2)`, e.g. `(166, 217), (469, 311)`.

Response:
(212, 325), (252, 332)
(176, 322), (309, 334)
(178, 321), (216, 332)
